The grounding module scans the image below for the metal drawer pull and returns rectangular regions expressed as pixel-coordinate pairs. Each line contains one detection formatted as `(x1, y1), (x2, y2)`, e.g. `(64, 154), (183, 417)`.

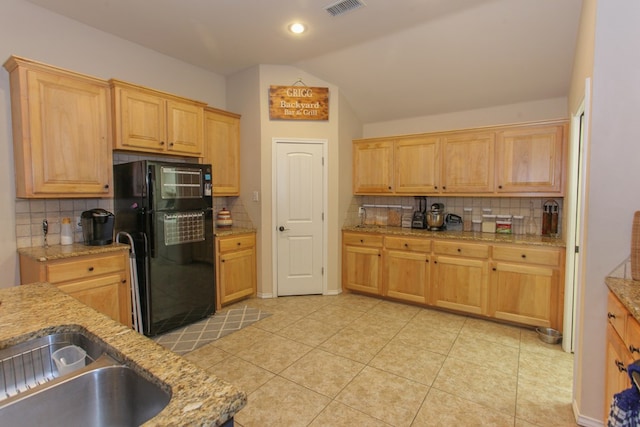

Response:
(616, 360), (627, 372)
(608, 312), (616, 319)
(88, 266), (94, 272)
(630, 345), (640, 354)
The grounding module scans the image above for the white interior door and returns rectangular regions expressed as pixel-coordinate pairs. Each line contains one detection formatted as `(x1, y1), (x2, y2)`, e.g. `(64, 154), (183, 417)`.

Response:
(275, 141), (324, 296)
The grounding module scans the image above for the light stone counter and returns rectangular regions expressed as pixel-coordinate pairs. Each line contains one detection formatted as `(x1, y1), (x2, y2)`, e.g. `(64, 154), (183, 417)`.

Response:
(18, 242), (130, 262)
(343, 225), (566, 248)
(214, 227), (256, 237)
(0, 283), (246, 426)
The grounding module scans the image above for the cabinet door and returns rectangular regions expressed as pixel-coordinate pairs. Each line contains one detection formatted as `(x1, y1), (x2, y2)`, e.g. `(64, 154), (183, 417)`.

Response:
(15, 67), (112, 197)
(431, 256), (489, 315)
(114, 86), (166, 152)
(605, 323), (633, 420)
(395, 136), (440, 193)
(441, 132), (495, 193)
(343, 244), (382, 295)
(57, 272), (131, 327)
(384, 249), (429, 303)
(219, 248), (256, 305)
(489, 261), (559, 329)
(353, 140), (394, 194)
(166, 99), (204, 155)
(496, 125), (564, 194)
(203, 109), (240, 195)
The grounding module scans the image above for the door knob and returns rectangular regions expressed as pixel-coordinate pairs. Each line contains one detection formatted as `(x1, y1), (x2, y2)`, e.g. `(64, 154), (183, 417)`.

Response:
(279, 226), (290, 232)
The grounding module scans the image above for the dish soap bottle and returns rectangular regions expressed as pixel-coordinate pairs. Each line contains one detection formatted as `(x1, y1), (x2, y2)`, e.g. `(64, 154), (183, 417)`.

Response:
(526, 202), (537, 236)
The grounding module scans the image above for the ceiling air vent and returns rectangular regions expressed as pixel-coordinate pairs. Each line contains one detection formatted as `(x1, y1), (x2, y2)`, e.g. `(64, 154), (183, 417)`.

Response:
(324, 0), (366, 17)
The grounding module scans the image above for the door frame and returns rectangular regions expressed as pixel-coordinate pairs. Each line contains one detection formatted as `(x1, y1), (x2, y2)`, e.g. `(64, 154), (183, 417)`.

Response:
(271, 137), (328, 297)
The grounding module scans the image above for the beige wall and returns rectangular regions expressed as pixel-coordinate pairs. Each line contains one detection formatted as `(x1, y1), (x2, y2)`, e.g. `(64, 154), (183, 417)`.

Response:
(0, 0), (228, 287)
(573, 0), (640, 423)
(362, 97), (569, 138)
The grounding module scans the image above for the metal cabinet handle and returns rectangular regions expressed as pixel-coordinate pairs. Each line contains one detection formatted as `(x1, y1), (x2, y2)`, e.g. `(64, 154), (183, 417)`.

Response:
(88, 266), (94, 272)
(608, 312), (616, 319)
(457, 248), (461, 252)
(521, 254), (527, 258)
(159, 141), (165, 146)
(630, 345), (640, 354)
(616, 360), (628, 372)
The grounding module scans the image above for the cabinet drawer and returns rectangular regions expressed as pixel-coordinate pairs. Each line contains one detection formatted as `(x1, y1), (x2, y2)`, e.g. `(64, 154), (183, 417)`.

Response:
(608, 292), (629, 339)
(46, 253), (125, 284)
(384, 236), (430, 252)
(218, 234), (255, 252)
(492, 245), (560, 266)
(433, 240), (489, 258)
(343, 232), (383, 248)
(627, 316), (640, 358)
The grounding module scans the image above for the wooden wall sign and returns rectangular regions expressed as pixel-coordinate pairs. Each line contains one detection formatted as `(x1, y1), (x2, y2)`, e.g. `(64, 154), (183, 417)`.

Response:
(269, 85), (329, 121)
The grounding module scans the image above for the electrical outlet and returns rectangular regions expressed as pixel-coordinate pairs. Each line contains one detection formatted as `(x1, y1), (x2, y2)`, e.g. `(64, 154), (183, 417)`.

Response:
(75, 216), (82, 232)
(252, 191), (259, 202)
(358, 207), (365, 216)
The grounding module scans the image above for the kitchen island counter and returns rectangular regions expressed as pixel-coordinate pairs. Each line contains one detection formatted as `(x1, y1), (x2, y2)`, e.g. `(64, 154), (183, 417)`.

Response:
(0, 283), (246, 426)
(343, 225), (566, 248)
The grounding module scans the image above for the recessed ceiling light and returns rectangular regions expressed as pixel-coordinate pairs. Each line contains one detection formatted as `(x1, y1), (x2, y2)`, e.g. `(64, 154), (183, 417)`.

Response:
(289, 23), (306, 34)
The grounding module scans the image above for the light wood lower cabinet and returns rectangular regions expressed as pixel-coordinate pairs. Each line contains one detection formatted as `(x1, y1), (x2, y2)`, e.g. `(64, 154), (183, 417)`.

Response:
(19, 250), (132, 327)
(489, 245), (564, 330)
(342, 232), (383, 295)
(215, 233), (256, 309)
(383, 236), (431, 303)
(342, 230), (564, 329)
(431, 241), (490, 315)
(604, 291), (640, 420)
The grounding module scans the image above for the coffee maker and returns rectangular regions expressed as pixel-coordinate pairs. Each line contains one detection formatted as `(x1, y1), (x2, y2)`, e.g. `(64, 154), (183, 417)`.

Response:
(81, 208), (115, 246)
(427, 203), (446, 231)
(412, 197), (428, 229)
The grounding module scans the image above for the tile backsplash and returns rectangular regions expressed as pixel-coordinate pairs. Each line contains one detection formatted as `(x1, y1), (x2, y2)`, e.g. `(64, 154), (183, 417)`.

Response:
(14, 152), (254, 249)
(345, 195), (564, 237)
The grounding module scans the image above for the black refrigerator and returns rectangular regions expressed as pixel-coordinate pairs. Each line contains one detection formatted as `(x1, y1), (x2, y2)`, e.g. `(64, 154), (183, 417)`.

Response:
(113, 160), (215, 336)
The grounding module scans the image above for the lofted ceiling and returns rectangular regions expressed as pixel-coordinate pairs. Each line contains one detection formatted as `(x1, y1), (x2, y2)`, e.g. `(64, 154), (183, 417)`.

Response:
(24, 0), (583, 123)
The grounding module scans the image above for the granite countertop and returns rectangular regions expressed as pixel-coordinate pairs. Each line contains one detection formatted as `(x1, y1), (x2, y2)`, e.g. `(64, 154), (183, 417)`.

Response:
(604, 257), (640, 321)
(18, 242), (130, 262)
(343, 225), (566, 248)
(0, 283), (246, 426)
(214, 227), (256, 237)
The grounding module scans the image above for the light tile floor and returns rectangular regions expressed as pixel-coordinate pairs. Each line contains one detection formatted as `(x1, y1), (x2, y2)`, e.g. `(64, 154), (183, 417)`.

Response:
(183, 293), (577, 427)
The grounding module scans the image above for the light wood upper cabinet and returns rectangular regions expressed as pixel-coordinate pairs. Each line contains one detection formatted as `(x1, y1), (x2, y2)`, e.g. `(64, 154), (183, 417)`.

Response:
(395, 136), (440, 193)
(353, 139), (394, 194)
(4, 56), (113, 198)
(496, 124), (565, 195)
(202, 108), (241, 196)
(441, 131), (495, 193)
(111, 80), (205, 157)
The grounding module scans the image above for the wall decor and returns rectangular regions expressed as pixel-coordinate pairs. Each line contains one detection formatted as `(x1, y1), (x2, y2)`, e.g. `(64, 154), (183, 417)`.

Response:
(269, 84), (329, 121)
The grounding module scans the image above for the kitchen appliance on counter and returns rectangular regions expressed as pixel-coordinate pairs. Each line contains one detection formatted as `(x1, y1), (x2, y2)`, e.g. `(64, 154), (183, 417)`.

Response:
(412, 197), (428, 229)
(114, 160), (215, 337)
(81, 208), (115, 246)
(445, 213), (463, 231)
(427, 203), (446, 231)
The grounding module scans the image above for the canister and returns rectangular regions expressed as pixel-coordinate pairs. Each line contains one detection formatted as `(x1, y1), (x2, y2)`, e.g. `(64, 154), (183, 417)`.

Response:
(472, 219), (482, 233)
(481, 214), (496, 233)
(61, 217), (73, 245)
(495, 215), (512, 234)
(512, 215), (525, 235)
(463, 207), (473, 232)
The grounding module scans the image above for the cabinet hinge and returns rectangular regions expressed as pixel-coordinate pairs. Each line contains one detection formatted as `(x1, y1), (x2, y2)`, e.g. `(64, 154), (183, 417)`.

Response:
(322, 157), (324, 166)
(322, 212), (324, 221)
(575, 246), (580, 254)
(321, 267), (324, 276)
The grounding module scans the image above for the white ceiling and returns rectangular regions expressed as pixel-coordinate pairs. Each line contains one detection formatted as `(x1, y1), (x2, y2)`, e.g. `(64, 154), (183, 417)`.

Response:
(25, 0), (583, 123)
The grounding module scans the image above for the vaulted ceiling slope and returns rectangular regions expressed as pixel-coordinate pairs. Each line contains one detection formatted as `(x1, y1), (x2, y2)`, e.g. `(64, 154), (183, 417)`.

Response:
(24, 0), (582, 123)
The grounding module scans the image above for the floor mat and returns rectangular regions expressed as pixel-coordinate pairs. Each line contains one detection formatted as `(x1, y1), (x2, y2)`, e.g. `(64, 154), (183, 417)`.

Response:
(153, 306), (270, 355)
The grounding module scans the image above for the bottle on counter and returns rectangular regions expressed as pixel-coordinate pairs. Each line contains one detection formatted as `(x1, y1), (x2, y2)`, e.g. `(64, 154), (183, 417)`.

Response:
(526, 201), (538, 236)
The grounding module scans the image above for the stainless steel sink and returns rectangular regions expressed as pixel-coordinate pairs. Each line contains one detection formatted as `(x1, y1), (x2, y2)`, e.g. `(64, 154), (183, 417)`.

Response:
(0, 328), (171, 426)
